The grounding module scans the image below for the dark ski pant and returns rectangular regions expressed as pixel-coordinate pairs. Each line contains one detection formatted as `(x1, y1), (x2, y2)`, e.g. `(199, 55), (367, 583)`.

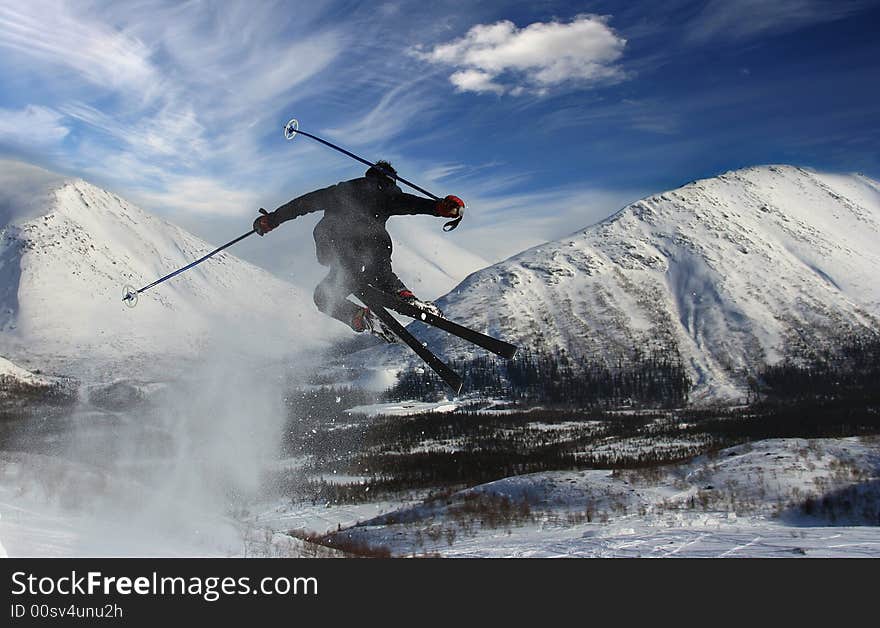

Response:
(314, 257), (407, 329)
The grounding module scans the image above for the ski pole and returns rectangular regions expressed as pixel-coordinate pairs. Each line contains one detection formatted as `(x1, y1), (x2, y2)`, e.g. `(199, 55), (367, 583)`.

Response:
(122, 229), (256, 307)
(283, 118), (463, 231)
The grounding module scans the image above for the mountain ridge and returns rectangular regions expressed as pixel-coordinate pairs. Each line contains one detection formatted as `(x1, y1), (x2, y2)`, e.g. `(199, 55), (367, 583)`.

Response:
(0, 176), (344, 379)
(3, 162), (878, 399)
(357, 164), (880, 400)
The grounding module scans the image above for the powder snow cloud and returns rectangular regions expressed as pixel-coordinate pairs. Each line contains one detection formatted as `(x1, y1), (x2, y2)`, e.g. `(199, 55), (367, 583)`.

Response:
(413, 14), (627, 95)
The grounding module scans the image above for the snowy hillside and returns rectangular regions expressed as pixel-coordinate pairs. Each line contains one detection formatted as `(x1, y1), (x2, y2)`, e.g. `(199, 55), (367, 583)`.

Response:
(0, 177), (345, 377)
(320, 437), (880, 557)
(0, 354), (72, 405)
(362, 166), (880, 399)
(0, 355), (54, 388)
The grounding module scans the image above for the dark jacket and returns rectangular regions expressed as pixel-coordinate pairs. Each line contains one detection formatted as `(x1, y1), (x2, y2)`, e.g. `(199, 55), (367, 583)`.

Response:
(272, 176), (437, 268)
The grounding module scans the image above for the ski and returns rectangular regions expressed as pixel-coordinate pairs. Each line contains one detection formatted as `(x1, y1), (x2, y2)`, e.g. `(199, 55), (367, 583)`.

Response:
(359, 294), (464, 394)
(358, 284), (518, 359)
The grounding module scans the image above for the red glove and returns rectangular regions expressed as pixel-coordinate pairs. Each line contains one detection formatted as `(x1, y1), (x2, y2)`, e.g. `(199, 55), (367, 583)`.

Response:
(253, 208), (278, 236)
(436, 195), (465, 218)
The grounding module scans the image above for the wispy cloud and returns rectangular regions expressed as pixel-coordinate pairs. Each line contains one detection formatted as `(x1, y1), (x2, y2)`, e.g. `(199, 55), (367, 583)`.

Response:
(0, 105), (69, 148)
(412, 14), (628, 96)
(324, 81), (435, 146)
(421, 162), (471, 182)
(129, 175), (260, 218)
(686, 0), (874, 43)
(2, 0), (877, 270)
(0, 1), (162, 96)
(448, 184), (648, 263)
(0, 0), (348, 219)
(61, 102), (209, 163)
(540, 98), (681, 135)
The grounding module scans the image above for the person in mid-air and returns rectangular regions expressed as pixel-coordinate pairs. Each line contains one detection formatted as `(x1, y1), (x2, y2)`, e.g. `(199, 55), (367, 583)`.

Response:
(252, 161), (465, 342)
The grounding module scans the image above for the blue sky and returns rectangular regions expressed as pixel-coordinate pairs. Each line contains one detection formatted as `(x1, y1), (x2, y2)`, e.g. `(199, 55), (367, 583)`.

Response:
(2, 0), (879, 272)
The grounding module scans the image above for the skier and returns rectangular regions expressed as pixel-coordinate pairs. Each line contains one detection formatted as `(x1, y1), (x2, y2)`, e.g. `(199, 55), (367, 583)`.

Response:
(252, 161), (465, 342)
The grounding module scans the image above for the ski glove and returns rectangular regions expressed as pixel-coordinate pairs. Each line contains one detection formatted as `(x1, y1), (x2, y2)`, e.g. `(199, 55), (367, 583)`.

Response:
(253, 208), (279, 236)
(436, 195), (465, 218)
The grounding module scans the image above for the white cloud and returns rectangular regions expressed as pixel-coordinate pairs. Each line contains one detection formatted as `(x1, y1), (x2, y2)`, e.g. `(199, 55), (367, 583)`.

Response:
(0, 105), (69, 148)
(449, 69), (505, 95)
(324, 80), (434, 146)
(129, 175), (260, 218)
(61, 102), (209, 164)
(414, 14), (627, 95)
(0, 1), (161, 95)
(0, 1), (351, 220)
(422, 162), (469, 181)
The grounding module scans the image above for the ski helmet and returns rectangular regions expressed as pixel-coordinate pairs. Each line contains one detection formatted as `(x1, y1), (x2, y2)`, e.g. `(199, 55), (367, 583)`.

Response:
(366, 160), (397, 188)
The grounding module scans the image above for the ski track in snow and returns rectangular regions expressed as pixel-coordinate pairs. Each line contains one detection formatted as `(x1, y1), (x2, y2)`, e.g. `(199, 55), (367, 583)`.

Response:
(660, 532), (710, 557)
(718, 536), (762, 557)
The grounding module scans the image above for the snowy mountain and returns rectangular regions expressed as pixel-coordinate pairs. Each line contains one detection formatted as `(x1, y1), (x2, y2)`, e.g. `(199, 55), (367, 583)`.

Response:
(0, 173), (344, 378)
(361, 165), (880, 399)
(0, 355), (54, 388)
(0, 355), (72, 402)
(385, 219), (491, 301)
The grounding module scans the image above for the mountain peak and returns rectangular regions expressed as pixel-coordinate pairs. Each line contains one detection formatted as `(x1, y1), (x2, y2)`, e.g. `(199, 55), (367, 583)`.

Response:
(367, 165), (880, 401)
(0, 168), (343, 379)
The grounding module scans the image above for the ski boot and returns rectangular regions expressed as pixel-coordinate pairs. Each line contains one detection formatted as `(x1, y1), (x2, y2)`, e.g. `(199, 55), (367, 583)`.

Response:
(397, 289), (444, 318)
(352, 307), (397, 343)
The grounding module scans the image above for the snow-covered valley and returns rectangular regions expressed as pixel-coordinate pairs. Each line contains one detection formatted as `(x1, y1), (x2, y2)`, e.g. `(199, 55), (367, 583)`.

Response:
(3, 406), (879, 557)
